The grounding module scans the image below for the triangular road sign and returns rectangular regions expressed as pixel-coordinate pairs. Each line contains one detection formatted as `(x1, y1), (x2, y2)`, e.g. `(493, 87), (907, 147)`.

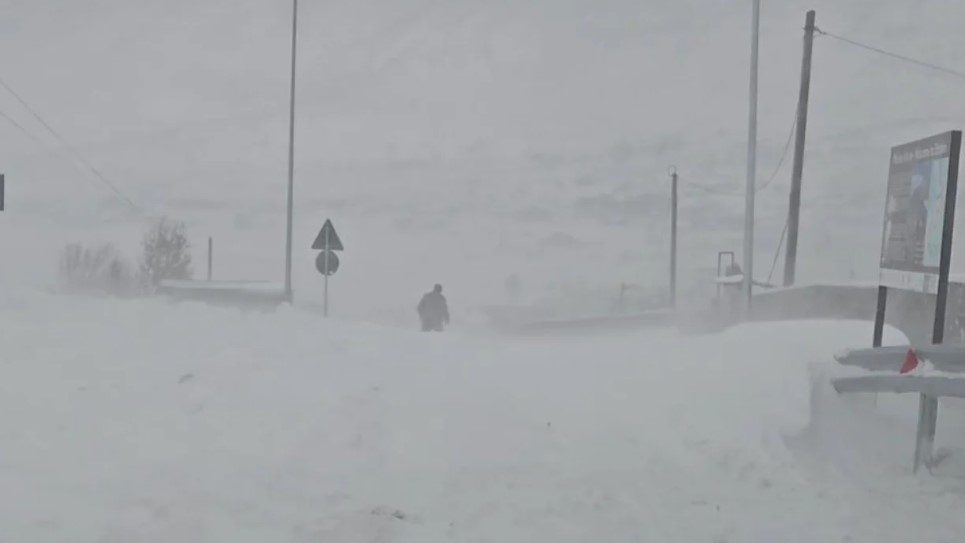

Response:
(312, 219), (344, 251)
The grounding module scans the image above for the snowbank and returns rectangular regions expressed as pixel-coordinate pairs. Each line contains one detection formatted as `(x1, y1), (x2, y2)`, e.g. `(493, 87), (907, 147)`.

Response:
(2, 291), (964, 542)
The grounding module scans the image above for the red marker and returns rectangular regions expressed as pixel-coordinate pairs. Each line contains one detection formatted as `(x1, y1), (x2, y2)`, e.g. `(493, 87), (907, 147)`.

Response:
(900, 349), (920, 374)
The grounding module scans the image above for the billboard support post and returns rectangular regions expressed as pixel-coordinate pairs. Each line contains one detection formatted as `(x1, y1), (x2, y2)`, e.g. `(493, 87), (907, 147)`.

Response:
(913, 130), (962, 472)
(932, 130), (961, 345)
(873, 285), (887, 348)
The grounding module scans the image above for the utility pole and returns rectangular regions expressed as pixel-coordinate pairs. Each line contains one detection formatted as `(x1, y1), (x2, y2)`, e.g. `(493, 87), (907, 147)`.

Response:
(743, 0), (760, 309)
(669, 167), (678, 307)
(283, 0), (298, 303)
(207, 237), (213, 281)
(783, 10), (816, 287)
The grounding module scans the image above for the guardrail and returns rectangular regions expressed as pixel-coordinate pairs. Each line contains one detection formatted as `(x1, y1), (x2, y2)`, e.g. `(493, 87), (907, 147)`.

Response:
(833, 346), (965, 472)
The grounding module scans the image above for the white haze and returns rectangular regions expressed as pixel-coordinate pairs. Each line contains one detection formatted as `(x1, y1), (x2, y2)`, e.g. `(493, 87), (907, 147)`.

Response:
(4, 2), (965, 541)
(0, 0), (963, 319)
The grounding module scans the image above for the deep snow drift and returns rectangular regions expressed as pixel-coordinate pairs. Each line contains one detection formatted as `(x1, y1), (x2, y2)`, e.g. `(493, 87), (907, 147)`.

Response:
(3, 291), (965, 542)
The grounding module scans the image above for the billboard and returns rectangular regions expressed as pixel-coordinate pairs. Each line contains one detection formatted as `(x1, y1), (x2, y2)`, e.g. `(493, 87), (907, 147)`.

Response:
(879, 131), (961, 293)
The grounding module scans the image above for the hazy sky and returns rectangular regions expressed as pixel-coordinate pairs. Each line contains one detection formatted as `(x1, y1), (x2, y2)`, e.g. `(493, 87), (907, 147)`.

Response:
(1, 0), (964, 316)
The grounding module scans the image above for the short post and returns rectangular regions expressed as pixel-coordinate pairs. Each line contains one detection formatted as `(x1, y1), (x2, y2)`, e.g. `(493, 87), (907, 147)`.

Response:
(716, 251), (735, 302)
(716, 252), (724, 301)
(0, 174), (5, 211)
(207, 237), (213, 281)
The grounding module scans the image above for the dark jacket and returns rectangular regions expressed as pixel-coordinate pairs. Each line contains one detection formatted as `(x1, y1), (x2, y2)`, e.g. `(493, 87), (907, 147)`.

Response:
(418, 291), (450, 331)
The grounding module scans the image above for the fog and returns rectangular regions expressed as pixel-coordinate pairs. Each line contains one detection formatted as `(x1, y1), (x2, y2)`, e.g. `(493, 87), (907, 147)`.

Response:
(1, 0), (962, 320)
(4, 1), (965, 540)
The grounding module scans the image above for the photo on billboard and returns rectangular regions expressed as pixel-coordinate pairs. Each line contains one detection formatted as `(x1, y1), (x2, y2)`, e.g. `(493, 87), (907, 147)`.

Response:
(879, 131), (961, 293)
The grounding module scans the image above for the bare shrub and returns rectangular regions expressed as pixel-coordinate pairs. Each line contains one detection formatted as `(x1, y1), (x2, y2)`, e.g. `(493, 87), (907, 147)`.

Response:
(140, 217), (192, 289)
(58, 243), (134, 295)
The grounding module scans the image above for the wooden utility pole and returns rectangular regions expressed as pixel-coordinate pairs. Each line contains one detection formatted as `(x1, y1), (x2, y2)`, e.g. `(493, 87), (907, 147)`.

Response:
(783, 10), (816, 287)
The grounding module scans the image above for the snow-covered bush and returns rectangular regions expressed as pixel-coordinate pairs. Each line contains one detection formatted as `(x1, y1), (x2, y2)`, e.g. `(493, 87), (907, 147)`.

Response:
(58, 243), (134, 296)
(139, 217), (192, 289)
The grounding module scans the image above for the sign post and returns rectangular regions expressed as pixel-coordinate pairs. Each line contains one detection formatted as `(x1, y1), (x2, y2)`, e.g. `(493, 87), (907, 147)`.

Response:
(875, 130), (961, 472)
(312, 219), (343, 317)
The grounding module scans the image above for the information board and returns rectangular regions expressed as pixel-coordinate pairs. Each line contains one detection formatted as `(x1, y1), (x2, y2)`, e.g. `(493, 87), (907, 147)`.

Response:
(880, 131), (961, 293)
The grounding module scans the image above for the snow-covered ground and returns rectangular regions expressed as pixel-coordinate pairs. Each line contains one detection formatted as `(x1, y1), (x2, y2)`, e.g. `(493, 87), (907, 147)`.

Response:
(3, 290), (965, 542)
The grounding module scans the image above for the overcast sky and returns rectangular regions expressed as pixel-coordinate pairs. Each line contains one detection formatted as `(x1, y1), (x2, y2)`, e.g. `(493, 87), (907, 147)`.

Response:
(2, 1), (965, 314)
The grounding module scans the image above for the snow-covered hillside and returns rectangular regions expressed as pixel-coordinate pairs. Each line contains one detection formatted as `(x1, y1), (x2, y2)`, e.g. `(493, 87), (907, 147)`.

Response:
(3, 291), (965, 541)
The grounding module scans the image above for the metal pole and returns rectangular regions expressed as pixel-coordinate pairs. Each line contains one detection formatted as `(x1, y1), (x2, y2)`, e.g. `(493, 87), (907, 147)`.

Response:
(670, 168), (678, 308)
(914, 130), (962, 472)
(717, 252), (724, 301)
(932, 132), (960, 345)
(872, 286), (887, 348)
(207, 236), (213, 281)
(323, 229), (330, 317)
(284, 0), (298, 303)
(784, 10), (816, 287)
(743, 0), (760, 309)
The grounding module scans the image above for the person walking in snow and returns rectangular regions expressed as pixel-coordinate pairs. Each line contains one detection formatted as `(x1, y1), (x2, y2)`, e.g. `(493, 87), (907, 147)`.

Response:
(417, 284), (450, 332)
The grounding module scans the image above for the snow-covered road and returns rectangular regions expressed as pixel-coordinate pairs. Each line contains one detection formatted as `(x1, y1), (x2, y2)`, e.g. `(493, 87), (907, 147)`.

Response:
(2, 292), (965, 542)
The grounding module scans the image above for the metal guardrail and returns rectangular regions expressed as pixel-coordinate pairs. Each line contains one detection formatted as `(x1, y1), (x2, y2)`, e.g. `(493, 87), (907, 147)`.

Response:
(832, 345), (965, 472)
(832, 375), (965, 397)
(835, 345), (965, 374)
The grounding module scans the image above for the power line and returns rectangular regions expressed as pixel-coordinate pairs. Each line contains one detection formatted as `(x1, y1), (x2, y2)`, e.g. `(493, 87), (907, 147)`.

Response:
(753, 112), (796, 193)
(0, 107), (48, 148)
(0, 105), (121, 197)
(0, 76), (141, 211)
(815, 27), (965, 81)
(0, 106), (140, 209)
(685, 28), (962, 199)
(679, 177), (744, 196)
(766, 216), (789, 285)
(678, 109), (796, 197)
